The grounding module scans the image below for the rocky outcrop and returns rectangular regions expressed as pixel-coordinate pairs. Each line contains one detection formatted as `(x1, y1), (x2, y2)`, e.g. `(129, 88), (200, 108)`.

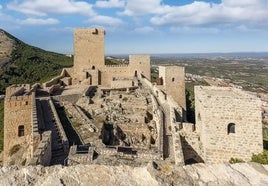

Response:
(0, 29), (15, 68)
(0, 162), (268, 186)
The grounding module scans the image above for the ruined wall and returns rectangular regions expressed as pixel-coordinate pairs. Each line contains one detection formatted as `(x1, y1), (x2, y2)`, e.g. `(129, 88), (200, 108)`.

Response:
(159, 66), (186, 111)
(29, 131), (51, 166)
(3, 89), (34, 165)
(101, 65), (131, 87)
(178, 123), (203, 163)
(195, 86), (263, 164)
(73, 28), (105, 77)
(111, 78), (136, 89)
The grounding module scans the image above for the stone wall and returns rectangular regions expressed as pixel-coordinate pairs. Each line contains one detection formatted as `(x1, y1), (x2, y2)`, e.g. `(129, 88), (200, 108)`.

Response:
(195, 86), (263, 163)
(52, 94), (82, 104)
(178, 123), (203, 163)
(150, 94), (164, 158)
(29, 131), (52, 166)
(43, 69), (70, 88)
(111, 78), (136, 89)
(48, 99), (69, 152)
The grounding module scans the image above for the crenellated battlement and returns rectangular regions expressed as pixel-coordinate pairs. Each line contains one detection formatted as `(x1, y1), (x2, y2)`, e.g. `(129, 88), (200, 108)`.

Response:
(105, 64), (129, 68)
(6, 84), (31, 97)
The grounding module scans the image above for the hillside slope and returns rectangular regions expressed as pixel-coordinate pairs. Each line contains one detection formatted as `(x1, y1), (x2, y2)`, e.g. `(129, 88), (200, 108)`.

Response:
(0, 29), (73, 94)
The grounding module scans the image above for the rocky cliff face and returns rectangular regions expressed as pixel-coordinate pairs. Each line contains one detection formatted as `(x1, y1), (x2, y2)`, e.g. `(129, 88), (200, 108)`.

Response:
(0, 162), (268, 186)
(0, 29), (15, 68)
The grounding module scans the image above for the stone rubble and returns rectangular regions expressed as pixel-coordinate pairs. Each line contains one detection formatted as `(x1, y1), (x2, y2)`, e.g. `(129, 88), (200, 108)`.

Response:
(0, 162), (268, 186)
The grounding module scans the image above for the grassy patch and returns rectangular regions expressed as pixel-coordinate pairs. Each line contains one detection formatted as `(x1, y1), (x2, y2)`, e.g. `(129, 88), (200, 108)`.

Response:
(251, 150), (268, 164)
(229, 158), (245, 164)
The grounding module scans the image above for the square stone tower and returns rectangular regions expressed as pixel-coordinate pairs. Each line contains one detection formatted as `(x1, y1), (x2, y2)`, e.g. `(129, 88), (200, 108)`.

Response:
(129, 55), (151, 81)
(159, 66), (186, 111)
(195, 86), (263, 164)
(3, 85), (34, 165)
(73, 28), (105, 74)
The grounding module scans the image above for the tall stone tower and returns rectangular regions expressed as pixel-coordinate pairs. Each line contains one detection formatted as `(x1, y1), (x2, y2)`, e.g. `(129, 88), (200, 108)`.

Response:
(195, 86), (263, 163)
(73, 28), (105, 74)
(159, 66), (186, 111)
(3, 85), (34, 165)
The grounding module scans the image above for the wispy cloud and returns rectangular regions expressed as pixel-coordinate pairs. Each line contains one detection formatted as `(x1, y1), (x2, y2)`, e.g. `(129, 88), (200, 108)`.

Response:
(150, 0), (268, 27)
(19, 18), (59, 26)
(119, 0), (171, 16)
(96, 0), (125, 8)
(170, 26), (220, 34)
(7, 0), (95, 16)
(134, 26), (155, 34)
(87, 15), (123, 26)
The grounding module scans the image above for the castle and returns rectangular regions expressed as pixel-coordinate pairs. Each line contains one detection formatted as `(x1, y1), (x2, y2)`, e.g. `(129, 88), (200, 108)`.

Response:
(3, 28), (263, 166)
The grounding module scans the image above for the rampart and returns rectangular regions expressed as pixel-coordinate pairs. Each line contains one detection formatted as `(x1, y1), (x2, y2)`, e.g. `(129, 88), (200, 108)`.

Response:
(141, 77), (185, 165)
(150, 94), (164, 159)
(48, 98), (69, 152)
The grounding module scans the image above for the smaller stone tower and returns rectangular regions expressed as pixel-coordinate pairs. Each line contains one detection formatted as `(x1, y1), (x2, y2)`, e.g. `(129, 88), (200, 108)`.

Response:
(129, 55), (151, 81)
(3, 84), (35, 165)
(159, 66), (186, 111)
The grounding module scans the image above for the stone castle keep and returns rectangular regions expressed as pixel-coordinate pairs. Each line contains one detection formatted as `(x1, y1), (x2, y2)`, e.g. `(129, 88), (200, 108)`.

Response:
(3, 28), (263, 166)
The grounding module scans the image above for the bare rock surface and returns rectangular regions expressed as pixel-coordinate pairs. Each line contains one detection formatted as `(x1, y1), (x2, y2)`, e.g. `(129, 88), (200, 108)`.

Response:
(0, 29), (15, 67)
(0, 162), (268, 186)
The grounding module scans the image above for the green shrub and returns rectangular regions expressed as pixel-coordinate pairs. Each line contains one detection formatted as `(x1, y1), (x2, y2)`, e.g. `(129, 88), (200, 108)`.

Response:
(21, 159), (26, 166)
(229, 157), (245, 164)
(251, 150), (268, 164)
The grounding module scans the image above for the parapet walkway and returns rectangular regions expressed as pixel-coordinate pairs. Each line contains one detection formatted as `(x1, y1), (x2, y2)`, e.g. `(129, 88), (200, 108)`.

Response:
(37, 98), (68, 165)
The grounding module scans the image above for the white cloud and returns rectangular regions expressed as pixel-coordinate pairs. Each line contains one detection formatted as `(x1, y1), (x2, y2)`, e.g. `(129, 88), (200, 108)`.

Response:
(96, 0), (125, 8)
(0, 4), (2, 10)
(119, 0), (171, 16)
(87, 15), (123, 26)
(222, 0), (261, 7)
(170, 26), (220, 34)
(150, 0), (268, 26)
(19, 18), (59, 25)
(7, 0), (95, 16)
(134, 26), (155, 34)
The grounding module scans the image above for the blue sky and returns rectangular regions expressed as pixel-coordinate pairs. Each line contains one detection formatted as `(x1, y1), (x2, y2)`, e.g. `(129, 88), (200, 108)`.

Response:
(0, 0), (268, 55)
